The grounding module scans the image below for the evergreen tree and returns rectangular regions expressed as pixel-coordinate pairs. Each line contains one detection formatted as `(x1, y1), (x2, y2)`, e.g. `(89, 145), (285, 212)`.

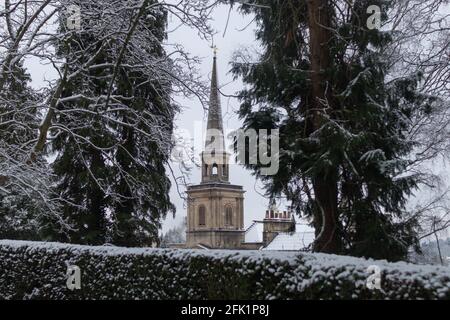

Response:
(44, 0), (175, 246)
(111, 12), (176, 246)
(42, 28), (112, 244)
(0, 62), (43, 240)
(231, 0), (435, 260)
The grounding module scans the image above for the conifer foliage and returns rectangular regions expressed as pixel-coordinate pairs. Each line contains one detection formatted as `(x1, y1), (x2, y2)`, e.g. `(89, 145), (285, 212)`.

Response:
(231, 0), (439, 260)
(1, 0), (212, 246)
(43, 1), (176, 246)
(0, 63), (43, 240)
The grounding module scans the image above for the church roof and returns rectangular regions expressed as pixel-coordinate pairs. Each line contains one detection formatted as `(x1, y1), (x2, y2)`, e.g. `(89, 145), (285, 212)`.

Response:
(244, 221), (315, 250)
(262, 228), (315, 251)
(244, 221), (264, 243)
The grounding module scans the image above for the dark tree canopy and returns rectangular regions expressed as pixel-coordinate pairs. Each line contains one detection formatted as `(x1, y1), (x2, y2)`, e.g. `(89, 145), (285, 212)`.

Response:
(41, 0), (175, 246)
(231, 0), (438, 260)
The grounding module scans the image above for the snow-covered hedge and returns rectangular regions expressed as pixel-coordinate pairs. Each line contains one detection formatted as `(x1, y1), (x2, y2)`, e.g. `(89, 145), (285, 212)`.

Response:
(0, 240), (449, 299)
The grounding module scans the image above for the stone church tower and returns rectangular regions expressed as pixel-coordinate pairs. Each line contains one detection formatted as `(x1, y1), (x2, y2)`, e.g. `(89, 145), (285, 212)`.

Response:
(185, 54), (245, 249)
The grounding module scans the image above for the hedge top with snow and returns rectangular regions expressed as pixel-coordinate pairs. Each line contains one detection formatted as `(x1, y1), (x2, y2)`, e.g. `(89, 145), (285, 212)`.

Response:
(0, 240), (449, 300)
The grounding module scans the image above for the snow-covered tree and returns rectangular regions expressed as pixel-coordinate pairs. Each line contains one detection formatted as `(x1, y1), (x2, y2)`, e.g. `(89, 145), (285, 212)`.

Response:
(1, 0), (217, 241)
(230, 0), (448, 260)
(160, 218), (186, 247)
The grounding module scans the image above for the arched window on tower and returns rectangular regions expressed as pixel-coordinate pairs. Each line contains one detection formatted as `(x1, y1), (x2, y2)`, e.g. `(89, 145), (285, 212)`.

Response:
(223, 164), (227, 177)
(198, 205), (206, 226)
(225, 206), (233, 226)
(212, 163), (218, 175)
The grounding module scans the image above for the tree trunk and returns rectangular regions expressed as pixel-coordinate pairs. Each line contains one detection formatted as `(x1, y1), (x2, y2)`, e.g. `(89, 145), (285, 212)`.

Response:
(433, 218), (444, 265)
(313, 175), (341, 253)
(306, 0), (342, 253)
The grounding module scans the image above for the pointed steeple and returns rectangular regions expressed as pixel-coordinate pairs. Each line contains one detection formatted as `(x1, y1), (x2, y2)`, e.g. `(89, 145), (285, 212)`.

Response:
(205, 53), (225, 151)
(201, 51), (230, 184)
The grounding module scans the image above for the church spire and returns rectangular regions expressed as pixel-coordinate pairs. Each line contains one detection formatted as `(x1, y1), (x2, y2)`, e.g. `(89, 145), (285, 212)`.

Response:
(205, 51), (225, 151)
(201, 51), (229, 184)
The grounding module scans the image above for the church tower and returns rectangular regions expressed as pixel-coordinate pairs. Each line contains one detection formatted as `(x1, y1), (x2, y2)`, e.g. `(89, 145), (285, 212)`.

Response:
(185, 53), (245, 249)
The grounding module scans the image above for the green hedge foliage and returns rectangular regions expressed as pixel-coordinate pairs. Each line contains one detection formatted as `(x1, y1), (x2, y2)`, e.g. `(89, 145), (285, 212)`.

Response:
(0, 240), (449, 299)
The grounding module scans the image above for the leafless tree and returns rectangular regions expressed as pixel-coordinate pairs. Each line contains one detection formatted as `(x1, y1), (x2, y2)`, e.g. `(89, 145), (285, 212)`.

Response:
(385, 0), (450, 243)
